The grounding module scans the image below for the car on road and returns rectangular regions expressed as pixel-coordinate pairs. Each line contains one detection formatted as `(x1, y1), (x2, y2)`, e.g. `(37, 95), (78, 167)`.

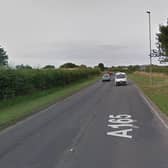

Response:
(102, 73), (111, 82)
(114, 72), (128, 86)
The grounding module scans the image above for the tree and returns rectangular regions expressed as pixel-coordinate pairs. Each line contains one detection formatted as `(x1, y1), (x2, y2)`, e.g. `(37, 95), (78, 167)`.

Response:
(98, 63), (105, 71)
(79, 64), (87, 69)
(0, 46), (8, 66)
(60, 63), (79, 69)
(127, 65), (140, 72)
(156, 23), (168, 62)
(43, 65), (55, 69)
(16, 64), (32, 69)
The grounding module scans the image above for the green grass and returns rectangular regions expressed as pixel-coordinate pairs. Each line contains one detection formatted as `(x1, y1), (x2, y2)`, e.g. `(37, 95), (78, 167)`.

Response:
(129, 72), (168, 115)
(0, 76), (100, 130)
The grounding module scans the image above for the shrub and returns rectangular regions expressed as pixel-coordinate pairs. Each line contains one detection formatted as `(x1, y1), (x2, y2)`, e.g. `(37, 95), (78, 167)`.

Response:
(0, 68), (100, 100)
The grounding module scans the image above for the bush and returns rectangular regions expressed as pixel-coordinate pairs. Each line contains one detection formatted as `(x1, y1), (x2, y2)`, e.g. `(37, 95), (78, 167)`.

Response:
(0, 68), (100, 100)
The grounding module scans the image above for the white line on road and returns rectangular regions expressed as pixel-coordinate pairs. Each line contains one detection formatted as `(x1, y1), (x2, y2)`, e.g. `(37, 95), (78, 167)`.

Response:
(107, 114), (138, 139)
(135, 85), (168, 130)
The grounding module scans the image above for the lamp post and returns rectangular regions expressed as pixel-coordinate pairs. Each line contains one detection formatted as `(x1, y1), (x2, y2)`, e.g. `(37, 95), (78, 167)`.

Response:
(146, 11), (152, 85)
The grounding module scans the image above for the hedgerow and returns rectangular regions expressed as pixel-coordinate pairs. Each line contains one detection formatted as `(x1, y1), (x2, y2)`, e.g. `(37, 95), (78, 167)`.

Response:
(0, 68), (100, 100)
(144, 66), (168, 74)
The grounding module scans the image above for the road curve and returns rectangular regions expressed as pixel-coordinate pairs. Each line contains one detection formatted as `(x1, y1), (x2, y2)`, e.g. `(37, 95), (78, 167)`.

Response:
(0, 79), (168, 168)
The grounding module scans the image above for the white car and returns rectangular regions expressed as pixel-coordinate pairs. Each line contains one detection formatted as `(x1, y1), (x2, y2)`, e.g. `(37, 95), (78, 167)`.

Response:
(102, 73), (111, 82)
(114, 72), (128, 86)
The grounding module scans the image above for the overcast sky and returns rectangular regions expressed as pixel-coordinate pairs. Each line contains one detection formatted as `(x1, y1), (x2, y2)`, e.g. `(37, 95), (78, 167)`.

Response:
(0, 0), (168, 67)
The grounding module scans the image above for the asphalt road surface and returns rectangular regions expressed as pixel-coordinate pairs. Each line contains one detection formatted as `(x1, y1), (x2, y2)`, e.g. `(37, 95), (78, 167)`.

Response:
(0, 79), (168, 168)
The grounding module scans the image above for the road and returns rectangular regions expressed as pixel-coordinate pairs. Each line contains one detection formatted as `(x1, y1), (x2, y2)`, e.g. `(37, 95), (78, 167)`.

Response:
(0, 79), (168, 168)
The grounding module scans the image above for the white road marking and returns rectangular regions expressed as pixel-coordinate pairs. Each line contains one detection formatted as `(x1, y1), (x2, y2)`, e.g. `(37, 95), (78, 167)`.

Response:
(109, 114), (131, 119)
(135, 85), (168, 130)
(108, 118), (136, 124)
(107, 114), (138, 139)
(108, 124), (134, 129)
(107, 129), (133, 139)
(69, 148), (74, 152)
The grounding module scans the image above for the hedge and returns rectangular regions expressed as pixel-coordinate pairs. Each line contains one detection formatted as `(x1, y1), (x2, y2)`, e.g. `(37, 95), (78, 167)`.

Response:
(0, 68), (100, 100)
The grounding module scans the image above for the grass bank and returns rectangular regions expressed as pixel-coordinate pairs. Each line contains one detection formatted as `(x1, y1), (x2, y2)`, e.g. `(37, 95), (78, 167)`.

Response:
(0, 76), (100, 130)
(129, 72), (168, 115)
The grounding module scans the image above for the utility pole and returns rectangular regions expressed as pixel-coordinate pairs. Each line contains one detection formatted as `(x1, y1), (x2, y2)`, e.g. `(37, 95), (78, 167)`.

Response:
(146, 11), (152, 85)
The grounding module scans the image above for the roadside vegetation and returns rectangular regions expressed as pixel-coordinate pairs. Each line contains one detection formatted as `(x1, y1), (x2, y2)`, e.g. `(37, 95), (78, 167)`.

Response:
(0, 54), (100, 130)
(0, 68), (100, 100)
(129, 71), (168, 115)
(0, 73), (100, 130)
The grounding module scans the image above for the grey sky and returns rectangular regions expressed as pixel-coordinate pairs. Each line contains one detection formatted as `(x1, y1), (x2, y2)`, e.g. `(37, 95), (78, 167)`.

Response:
(0, 0), (168, 67)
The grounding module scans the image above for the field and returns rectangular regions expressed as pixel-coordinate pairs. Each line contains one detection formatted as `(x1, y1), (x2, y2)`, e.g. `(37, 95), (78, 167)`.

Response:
(129, 71), (168, 115)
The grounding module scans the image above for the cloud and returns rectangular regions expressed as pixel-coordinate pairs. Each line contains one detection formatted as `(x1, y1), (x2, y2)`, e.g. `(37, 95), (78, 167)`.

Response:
(1, 0), (168, 67)
(11, 42), (148, 67)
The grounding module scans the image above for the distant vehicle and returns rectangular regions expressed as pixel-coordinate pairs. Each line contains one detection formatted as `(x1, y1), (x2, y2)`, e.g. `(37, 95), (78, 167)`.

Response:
(114, 72), (128, 86)
(102, 73), (111, 82)
(108, 71), (113, 76)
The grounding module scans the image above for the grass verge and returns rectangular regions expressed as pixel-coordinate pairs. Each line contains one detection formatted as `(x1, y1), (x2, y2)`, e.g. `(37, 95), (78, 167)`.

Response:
(129, 72), (168, 115)
(0, 76), (100, 130)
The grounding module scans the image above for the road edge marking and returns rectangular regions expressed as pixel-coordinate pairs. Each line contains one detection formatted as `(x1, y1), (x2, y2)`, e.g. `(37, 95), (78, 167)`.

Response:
(134, 84), (168, 130)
